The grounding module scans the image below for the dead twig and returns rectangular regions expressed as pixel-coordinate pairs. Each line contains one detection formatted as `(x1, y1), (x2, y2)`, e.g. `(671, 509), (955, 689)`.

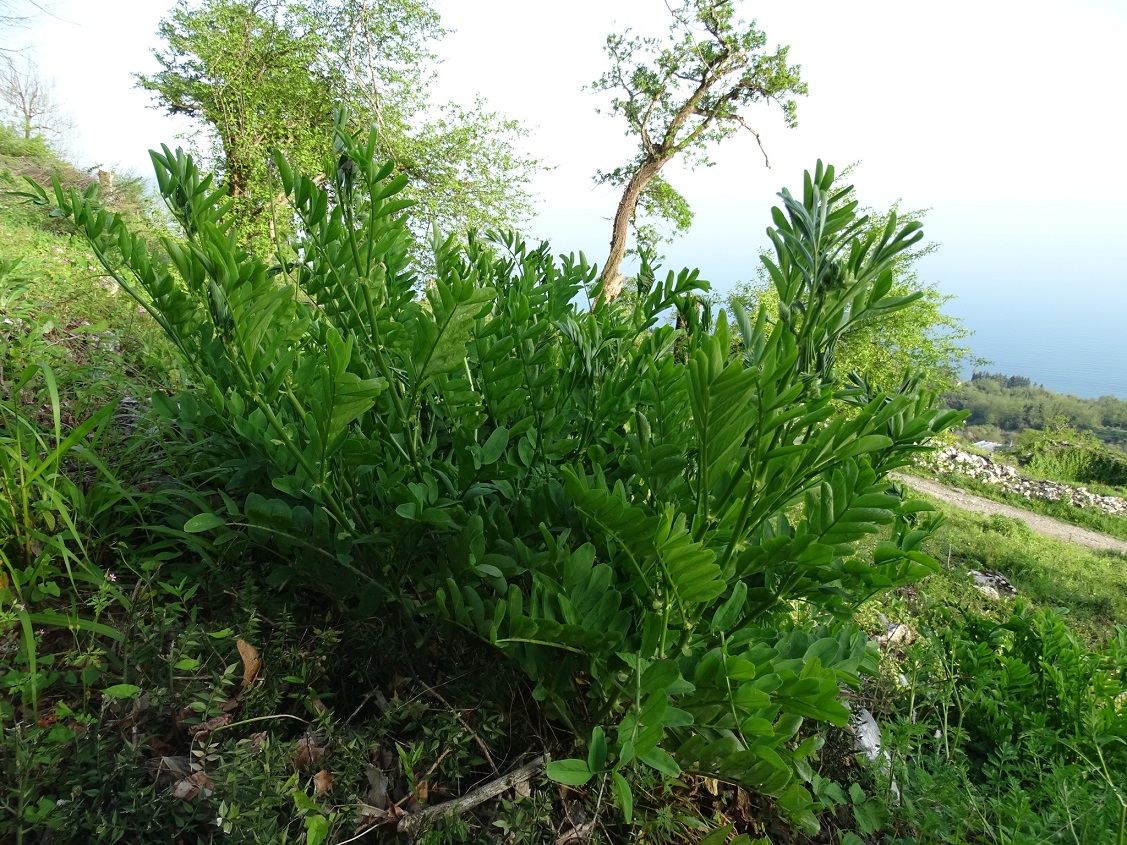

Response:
(396, 755), (546, 837)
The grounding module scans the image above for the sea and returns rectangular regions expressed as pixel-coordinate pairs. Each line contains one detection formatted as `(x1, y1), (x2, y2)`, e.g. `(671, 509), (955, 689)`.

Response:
(943, 280), (1127, 401)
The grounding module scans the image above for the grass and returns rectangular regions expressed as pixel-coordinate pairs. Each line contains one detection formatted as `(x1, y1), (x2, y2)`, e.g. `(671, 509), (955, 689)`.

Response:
(855, 499), (1127, 845)
(916, 499), (1127, 637)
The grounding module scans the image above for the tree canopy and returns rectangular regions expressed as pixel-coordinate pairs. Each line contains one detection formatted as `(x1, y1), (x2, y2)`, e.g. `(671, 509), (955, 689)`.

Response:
(592, 0), (806, 299)
(136, 0), (538, 247)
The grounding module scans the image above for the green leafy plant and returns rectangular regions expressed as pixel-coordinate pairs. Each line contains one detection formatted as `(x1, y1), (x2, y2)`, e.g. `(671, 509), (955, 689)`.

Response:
(886, 603), (1127, 844)
(1015, 420), (1127, 487)
(23, 116), (964, 833)
(0, 358), (126, 710)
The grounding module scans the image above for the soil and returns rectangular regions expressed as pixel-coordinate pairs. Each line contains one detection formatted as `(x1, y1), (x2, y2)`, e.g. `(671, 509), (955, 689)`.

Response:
(889, 473), (1127, 555)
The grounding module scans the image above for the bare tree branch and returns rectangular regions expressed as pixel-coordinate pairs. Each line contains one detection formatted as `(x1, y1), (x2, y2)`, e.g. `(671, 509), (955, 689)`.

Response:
(396, 755), (546, 836)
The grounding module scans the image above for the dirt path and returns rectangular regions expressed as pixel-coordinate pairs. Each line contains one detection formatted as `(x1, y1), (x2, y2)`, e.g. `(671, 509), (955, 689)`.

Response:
(890, 473), (1127, 555)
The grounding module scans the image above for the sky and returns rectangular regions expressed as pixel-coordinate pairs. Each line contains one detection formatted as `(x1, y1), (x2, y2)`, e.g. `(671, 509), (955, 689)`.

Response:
(7, 0), (1127, 396)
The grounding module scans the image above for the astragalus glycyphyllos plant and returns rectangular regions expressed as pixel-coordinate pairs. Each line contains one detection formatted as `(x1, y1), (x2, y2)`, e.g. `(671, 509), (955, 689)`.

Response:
(25, 114), (962, 830)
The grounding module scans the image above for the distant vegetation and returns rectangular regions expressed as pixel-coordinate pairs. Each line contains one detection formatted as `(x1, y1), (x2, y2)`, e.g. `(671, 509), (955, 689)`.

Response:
(946, 370), (1127, 447)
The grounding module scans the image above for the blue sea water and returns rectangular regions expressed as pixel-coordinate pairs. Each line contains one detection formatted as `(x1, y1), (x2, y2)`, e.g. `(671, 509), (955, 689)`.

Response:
(940, 271), (1127, 401)
(959, 322), (1127, 400)
(905, 207), (1127, 401)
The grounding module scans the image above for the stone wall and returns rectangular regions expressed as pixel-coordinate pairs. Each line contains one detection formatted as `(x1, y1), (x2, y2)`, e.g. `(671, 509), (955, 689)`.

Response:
(924, 446), (1127, 517)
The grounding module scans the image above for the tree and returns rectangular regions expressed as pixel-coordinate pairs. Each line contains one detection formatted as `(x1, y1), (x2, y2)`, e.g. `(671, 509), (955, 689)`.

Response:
(731, 189), (983, 392)
(136, 0), (537, 247)
(1, 55), (73, 142)
(591, 0), (806, 300)
(0, 1), (29, 39)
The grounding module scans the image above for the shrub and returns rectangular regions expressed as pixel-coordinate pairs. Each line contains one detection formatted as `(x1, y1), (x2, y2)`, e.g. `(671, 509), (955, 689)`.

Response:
(1016, 423), (1127, 488)
(22, 114), (963, 832)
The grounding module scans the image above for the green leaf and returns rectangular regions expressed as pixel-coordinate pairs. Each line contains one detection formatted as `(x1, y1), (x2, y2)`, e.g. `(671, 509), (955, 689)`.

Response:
(587, 726), (607, 773)
(292, 790), (319, 813)
(102, 684), (142, 700)
(29, 611), (124, 642)
(546, 758), (594, 786)
(184, 512), (225, 533)
(481, 426), (509, 465)
(638, 747), (681, 779)
(611, 770), (633, 823)
(304, 813), (329, 845)
(848, 782), (866, 804)
(710, 580), (748, 633)
(698, 824), (736, 845)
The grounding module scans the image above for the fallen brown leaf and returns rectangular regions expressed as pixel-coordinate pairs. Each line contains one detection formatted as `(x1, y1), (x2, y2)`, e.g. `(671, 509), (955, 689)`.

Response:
(236, 639), (261, 687)
(292, 734), (326, 770)
(365, 764), (390, 809)
(188, 713), (231, 739)
(149, 755), (192, 785)
(556, 797), (591, 845)
(736, 788), (755, 824)
(171, 770), (214, 802)
(555, 821), (595, 845)
(313, 769), (334, 793)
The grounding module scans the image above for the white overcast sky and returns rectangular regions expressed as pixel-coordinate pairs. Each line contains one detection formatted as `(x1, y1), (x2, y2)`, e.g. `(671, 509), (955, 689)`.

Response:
(8, 0), (1127, 343)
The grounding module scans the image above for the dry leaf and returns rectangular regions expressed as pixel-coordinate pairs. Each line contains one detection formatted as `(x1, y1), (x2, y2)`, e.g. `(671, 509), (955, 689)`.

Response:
(556, 820), (595, 845)
(219, 696), (241, 713)
(356, 803), (389, 823)
(175, 705), (196, 731)
(292, 734), (326, 769)
(188, 713), (231, 739)
(171, 770), (214, 802)
(236, 639), (261, 687)
(415, 779), (429, 804)
(313, 769), (334, 793)
(735, 788), (755, 824)
(150, 755), (192, 784)
(559, 798), (589, 841)
(365, 764), (390, 809)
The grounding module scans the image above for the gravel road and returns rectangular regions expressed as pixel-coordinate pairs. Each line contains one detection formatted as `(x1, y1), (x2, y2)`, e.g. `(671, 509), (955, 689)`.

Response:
(890, 473), (1127, 555)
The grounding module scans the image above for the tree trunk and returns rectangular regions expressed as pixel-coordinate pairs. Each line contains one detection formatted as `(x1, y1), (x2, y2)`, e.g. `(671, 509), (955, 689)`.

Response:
(597, 156), (667, 305)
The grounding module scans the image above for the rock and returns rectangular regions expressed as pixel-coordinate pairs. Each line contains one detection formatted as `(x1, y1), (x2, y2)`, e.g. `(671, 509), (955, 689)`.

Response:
(877, 623), (916, 648)
(968, 569), (1018, 600)
(849, 707), (900, 800)
(852, 708), (883, 764)
(921, 447), (1127, 517)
